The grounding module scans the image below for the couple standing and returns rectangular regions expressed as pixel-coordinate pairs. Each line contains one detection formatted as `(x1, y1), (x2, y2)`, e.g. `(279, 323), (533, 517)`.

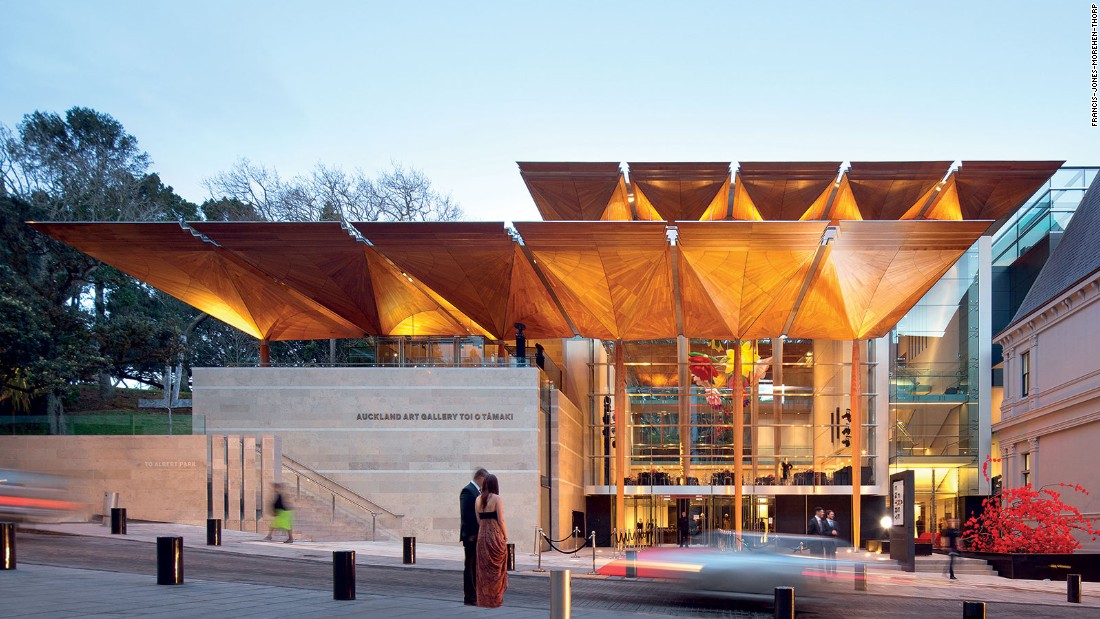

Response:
(460, 468), (509, 608)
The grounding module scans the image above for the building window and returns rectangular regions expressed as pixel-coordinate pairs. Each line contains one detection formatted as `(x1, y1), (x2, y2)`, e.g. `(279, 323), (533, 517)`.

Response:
(1022, 451), (1031, 487)
(1021, 351), (1030, 397)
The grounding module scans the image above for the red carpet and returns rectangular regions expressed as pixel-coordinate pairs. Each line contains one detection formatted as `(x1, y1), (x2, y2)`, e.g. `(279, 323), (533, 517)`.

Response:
(597, 547), (709, 578)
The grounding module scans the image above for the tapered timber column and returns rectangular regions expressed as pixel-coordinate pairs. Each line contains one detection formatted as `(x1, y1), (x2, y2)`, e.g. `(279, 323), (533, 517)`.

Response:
(851, 339), (862, 548)
(733, 342), (744, 539)
(259, 340), (271, 367)
(615, 341), (627, 532)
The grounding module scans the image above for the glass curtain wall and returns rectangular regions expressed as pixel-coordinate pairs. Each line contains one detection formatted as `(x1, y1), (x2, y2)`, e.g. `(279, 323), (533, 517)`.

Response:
(588, 339), (878, 491)
(890, 245), (981, 534)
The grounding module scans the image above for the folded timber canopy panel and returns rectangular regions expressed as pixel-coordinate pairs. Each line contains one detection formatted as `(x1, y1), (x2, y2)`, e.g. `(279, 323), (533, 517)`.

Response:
(31, 160), (1062, 343)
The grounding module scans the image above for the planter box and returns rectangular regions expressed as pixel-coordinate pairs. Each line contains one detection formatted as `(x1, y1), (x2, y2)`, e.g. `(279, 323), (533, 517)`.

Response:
(962, 551), (1100, 581)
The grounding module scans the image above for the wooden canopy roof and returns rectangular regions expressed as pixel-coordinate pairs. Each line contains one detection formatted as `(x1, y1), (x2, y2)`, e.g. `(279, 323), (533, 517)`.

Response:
(520, 160), (1062, 225)
(30, 161), (1061, 343)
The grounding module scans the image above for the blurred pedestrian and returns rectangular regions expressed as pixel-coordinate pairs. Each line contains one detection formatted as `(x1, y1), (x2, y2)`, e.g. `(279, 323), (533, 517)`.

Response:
(945, 518), (961, 580)
(459, 468), (488, 606)
(264, 483), (294, 543)
(475, 473), (508, 608)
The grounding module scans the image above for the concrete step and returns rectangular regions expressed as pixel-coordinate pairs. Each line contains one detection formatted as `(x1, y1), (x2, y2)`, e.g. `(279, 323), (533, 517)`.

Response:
(275, 490), (398, 543)
(873, 556), (996, 575)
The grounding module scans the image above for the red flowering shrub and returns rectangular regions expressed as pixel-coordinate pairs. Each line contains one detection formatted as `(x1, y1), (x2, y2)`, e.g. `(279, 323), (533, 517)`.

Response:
(964, 456), (1100, 553)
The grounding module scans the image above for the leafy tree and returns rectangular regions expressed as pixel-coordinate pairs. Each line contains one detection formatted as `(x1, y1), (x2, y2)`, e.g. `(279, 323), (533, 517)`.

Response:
(1, 107), (200, 430)
(200, 197), (261, 221)
(0, 196), (105, 432)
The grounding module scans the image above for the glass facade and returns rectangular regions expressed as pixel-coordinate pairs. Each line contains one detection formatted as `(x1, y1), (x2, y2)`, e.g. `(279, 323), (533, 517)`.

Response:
(587, 338), (879, 531)
(889, 245), (981, 535)
(992, 167), (1099, 267)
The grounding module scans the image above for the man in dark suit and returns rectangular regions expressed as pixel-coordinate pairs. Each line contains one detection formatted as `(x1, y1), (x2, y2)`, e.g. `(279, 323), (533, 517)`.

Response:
(824, 509), (839, 574)
(460, 468), (488, 606)
(807, 506), (827, 560)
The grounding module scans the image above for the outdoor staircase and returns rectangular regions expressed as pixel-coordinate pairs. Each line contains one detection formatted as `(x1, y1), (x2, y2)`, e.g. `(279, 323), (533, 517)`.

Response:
(914, 553), (997, 575)
(279, 455), (403, 542)
(873, 553), (996, 575)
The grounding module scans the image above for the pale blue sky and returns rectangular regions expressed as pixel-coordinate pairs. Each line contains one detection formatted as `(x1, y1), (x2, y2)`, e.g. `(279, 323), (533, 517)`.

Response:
(1, 1), (1094, 221)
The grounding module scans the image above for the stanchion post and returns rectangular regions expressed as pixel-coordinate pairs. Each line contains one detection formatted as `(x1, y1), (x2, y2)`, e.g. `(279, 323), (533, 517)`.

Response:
(1068, 574), (1082, 603)
(156, 536), (184, 585)
(110, 507), (126, 535)
(855, 562), (867, 591)
(589, 531), (598, 575)
(774, 586), (795, 618)
(506, 543), (516, 571)
(962, 601), (986, 619)
(333, 550), (355, 600)
(550, 569), (571, 619)
(625, 549), (637, 578)
(1, 522), (15, 570)
(206, 518), (222, 546)
(535, 528), (546, 572)
(402, 536), (416, 565)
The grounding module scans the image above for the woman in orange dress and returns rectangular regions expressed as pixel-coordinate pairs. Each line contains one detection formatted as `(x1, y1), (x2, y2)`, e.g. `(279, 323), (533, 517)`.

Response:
(475, 473), (508, 608)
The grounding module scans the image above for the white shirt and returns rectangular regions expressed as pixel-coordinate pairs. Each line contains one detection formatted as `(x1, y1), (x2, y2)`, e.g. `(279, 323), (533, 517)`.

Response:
(470, 480), (481, 494)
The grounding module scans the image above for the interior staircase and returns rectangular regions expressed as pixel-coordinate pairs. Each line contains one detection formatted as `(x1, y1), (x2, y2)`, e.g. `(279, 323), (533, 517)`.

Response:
(278, 455), (403, 542)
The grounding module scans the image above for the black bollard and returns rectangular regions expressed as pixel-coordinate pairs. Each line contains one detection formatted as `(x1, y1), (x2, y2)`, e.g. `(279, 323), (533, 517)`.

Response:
(110, 507), (127, 535)
(854, 562), (867, 591)
(206, 518), (222, 546)
(333, 550), (355, 600)
(506, 543), (516, 571)
(1068, 573), (1082, 603)
(962, 601), (986, 619)
(1, 522), (15, 570)
(156, 536), (184, 585)
(774, 586), (795, 618)
(625, 550), (637, 578)
(402, 536), (416, 565)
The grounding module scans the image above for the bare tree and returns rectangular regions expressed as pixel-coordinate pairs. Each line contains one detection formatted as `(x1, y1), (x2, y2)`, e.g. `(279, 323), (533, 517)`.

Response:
(368, 163), (463, 222)
(306, 163), (382, 221)
(201, 159), (282, 221)
(203, 160), (462, 223)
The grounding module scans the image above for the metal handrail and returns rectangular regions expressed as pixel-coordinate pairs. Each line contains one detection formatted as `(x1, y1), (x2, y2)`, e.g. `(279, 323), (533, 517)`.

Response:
(282, 454), (403, 518)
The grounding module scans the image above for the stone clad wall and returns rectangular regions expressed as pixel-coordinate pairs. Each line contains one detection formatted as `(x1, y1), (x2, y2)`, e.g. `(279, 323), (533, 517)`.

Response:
(551, 389), (586, 541)
(194, 367), (542, 549)
(0, 435), (209, 524)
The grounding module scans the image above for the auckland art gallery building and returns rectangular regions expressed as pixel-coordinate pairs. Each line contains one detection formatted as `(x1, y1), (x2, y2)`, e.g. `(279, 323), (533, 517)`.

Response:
(34, 160), (1070, 550)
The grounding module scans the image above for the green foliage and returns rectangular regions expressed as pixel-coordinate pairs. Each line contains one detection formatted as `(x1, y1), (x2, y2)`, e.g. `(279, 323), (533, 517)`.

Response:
(0, 196), (105, 400)
(0, 107), (199, 420)
(0, 104), (468, 423)
(200, 197), (261, 221)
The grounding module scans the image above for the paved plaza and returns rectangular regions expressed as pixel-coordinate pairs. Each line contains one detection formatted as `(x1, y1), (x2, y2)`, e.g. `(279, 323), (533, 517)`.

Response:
(1, 522), (1098, 617)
